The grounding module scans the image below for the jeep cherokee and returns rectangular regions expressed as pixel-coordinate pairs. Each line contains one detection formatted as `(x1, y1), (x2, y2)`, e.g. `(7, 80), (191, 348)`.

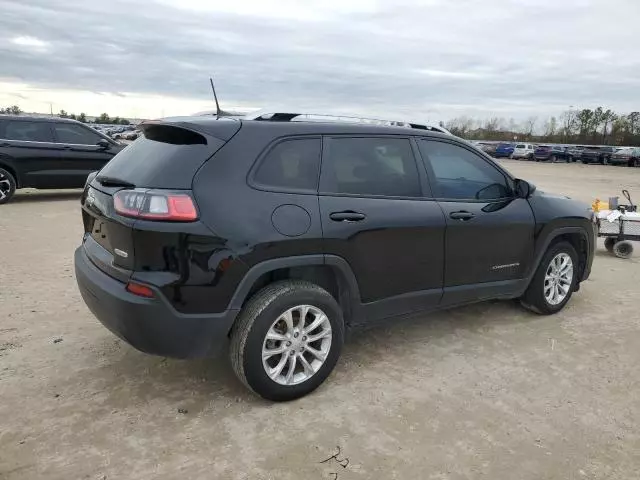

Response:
(74, 113), (595, 401)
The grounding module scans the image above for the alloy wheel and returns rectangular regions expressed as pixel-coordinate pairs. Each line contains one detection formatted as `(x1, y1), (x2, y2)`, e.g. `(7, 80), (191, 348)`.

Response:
(544, 253), (573, 305)
(0, 172), (12, 201)
(262, 305), (332, 386)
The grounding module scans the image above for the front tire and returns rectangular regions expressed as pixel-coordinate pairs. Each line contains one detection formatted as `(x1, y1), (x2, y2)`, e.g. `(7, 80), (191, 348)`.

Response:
(0, 167), (17, 205)
(230, 280), (344, 401)
(521, 242), (579, 315)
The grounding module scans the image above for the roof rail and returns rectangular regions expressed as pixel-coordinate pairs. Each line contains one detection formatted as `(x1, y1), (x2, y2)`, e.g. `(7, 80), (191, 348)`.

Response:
(244, 110), (451, 135)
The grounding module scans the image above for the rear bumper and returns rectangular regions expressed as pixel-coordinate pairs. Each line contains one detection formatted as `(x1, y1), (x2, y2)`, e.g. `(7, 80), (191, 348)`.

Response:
(74, 246), (238, 358)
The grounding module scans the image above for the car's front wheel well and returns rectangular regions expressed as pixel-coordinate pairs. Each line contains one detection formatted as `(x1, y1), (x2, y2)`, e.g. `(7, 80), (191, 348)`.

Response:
(549, 232), (588, 279)
(241, 265), (354, 326)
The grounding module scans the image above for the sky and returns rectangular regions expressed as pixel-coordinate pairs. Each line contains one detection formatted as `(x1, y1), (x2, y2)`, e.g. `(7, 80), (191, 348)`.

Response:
(1, 0), (639, 122)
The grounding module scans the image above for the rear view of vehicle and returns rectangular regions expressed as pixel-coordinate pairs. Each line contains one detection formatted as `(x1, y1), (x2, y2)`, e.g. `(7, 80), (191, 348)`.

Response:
(494, 143), (515, 158)
(74, 118), (242, 358)
(512, 143), (534, 160)
(534, 145), (552, 161)
(610, 147), (640, 167)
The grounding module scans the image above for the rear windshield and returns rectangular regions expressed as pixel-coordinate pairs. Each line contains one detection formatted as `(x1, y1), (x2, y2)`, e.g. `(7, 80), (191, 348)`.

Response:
(515, 144), (525, 148)
(97, 128), (226, 189)
(498, 143), (513, 148)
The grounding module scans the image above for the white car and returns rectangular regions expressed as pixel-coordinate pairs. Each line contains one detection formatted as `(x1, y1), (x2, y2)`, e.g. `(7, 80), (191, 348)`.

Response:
(512, 143), (535, 160)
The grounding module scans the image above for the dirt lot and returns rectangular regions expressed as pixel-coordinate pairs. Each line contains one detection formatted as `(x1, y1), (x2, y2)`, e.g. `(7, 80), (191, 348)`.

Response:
(1, 160), (639, 480)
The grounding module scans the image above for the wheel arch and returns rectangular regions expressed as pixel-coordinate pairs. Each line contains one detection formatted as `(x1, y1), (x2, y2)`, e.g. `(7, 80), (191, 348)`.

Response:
(228, 255), (362, 326)
(524, 226), (592, 292)
(0, 157), (20, 188)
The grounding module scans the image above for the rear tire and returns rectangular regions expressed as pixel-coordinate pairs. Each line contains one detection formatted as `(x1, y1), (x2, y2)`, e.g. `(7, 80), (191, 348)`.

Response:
(604, 237), (616, 252)
(229, 280), (344, 401)
(629, 158), (638, 168)
(613, 241), (633, 259)
(520, 242), (579, 315)
(0, 167), (17, 205)
(550, 155), (557, 163)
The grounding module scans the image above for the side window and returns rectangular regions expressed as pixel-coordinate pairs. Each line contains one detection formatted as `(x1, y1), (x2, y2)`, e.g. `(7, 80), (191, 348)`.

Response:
(53, 123), (102, 145)
(253, 138), (321, 192)
(418, 140), (512, 200)
(321, 137), (421, 197)
(3, 121), (54, 142)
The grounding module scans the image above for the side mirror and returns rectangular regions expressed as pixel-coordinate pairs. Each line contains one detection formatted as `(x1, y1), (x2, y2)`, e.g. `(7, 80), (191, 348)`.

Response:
(514, 179), (536, 198)
(96, 139), (110, 150)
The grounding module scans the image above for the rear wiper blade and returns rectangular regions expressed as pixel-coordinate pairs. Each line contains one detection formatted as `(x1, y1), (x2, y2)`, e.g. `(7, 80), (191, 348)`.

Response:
(96, 175), (135, 188)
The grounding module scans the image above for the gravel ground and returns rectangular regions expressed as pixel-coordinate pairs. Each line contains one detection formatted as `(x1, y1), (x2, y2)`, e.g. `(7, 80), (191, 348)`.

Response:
(1, 160), (639, 480)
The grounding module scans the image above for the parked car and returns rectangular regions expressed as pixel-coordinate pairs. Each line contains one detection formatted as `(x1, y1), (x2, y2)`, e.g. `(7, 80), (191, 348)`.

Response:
(581, 146), (615, 164)
(74, 112), (595, 401)
(610, 147), (640, 167)
(534, 145), (571, 162)
(512, 143), (535, 160)
(494, 143), (515, 158)
(475, 142), (498, 156)
(565, 146), (585, 162)
(0, 115), (125, 204)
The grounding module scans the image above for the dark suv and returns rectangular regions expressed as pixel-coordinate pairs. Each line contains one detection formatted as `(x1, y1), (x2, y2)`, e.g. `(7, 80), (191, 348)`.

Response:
(0, 115), (123, 204)
(74, 113), (595, 401)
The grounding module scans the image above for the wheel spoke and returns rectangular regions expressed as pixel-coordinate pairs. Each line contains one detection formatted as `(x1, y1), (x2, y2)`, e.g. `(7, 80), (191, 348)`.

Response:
(263, 344), (288, 359)
(307, 328), (331, 343)
(298, 353), (314, 376)
(269, 354), (288, 380)
(305, 345), (326, 362)
(284, 354), (297, 384)
(297, 305), (310, 330)
(281, 310), (294, 332)
(304, 314), (327, 334)
(266, 329), (287, 342)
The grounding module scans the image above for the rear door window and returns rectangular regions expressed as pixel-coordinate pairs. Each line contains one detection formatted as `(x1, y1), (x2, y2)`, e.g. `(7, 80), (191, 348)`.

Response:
(53, 123), (103, 145)
(252, 138), (321, 192)
(2, 121), (54, 142)
(320, 137), (421, 197)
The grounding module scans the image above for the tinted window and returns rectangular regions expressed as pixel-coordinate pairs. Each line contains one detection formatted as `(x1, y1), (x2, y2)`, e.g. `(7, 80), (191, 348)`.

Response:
(321, 137), (421, 197)
(54, 123), (102, 144)
(3, 121), (54, 142)
(253, 138), (321, 191)
(418, 140), (511, 200)
(516, 144), (525, 148)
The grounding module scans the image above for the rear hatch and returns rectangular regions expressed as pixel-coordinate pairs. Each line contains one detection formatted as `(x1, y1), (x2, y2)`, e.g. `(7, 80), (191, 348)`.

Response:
(80, 118), (240, 280)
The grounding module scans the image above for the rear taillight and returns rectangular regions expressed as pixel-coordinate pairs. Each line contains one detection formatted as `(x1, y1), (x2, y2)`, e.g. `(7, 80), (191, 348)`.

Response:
(114, 189), (198, 222)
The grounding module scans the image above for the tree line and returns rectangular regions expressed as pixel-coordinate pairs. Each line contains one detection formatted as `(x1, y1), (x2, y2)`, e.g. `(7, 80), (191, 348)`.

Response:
(443, 107), (640, 146)
(0, 105), (130, 125)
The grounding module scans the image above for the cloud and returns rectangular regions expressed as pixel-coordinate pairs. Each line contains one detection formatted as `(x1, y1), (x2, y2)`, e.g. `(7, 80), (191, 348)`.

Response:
(0, 0), (638, 120)
(10, 35), (49, 51)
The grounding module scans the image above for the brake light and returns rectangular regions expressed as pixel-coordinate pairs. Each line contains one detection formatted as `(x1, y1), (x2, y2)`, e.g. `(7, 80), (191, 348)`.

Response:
(114, 189), (198, 221)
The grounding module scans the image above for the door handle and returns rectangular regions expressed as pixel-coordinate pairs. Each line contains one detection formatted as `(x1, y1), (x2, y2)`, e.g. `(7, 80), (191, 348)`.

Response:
(329, 211), (366, 222)
(449, 211), (475, 221)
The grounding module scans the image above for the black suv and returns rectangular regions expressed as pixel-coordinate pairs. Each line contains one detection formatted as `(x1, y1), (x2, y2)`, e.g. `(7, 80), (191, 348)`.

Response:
(74, 113), (595, 401)
(0, 115), (124, 203)
(581, 146), (615, 165)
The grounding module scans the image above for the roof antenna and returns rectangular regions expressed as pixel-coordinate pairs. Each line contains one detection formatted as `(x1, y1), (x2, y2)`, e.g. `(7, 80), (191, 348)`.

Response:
(210, 76), (221, 117)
